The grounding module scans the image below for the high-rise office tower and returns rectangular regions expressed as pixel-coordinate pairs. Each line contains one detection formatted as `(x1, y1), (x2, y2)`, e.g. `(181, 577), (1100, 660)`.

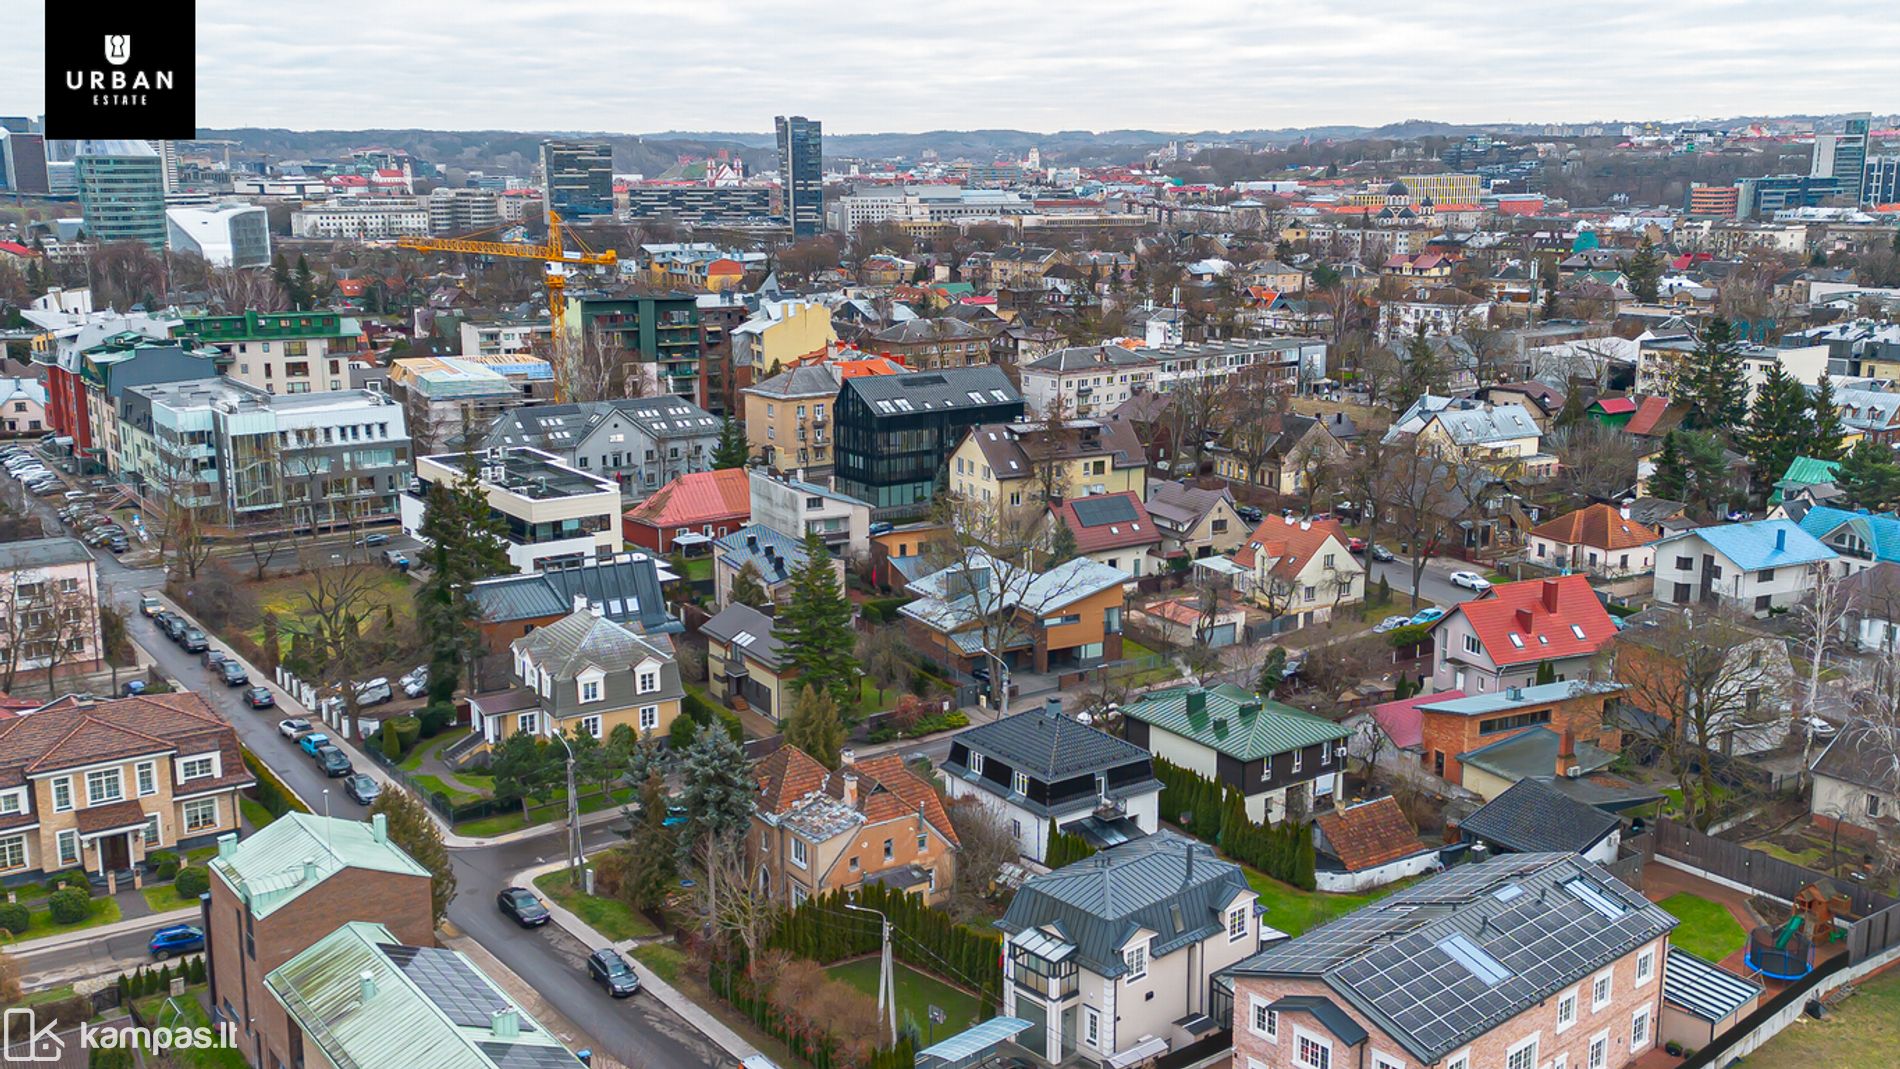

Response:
(0, 132), (48, 193)
(539, 139), (614, 218)
(775, 115), (823, 238)
(1865, 157), (1900, 207)
(1812, 115), (1870, 204)
(75, 140), (167, 249)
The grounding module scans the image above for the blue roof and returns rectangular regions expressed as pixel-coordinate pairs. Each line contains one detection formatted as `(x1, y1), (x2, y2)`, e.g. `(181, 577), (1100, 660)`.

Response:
(1416, 681), (1623, 717)
(1657, 519), (1835, 570)
(714, 523), (808, 585)
(1797, 506), (1900, 563)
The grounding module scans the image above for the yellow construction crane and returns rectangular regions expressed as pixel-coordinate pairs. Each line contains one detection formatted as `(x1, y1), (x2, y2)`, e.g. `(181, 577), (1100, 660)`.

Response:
(398, 211), (617, 401)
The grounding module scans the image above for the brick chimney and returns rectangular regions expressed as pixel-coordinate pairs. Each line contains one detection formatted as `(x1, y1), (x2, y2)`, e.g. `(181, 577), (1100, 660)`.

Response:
(1557, 728), (1577, 777)
(1515, 607), (1534, 632)
(841, 769), (859, 807)
(1542, 579), (1561, 614)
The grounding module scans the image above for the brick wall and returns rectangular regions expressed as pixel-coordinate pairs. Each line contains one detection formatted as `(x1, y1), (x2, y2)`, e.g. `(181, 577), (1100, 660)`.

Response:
(1418, 691), (1620, 787)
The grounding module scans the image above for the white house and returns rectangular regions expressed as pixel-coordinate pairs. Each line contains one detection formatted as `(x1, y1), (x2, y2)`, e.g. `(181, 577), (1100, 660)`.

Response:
(1651, 519), (1837, 617)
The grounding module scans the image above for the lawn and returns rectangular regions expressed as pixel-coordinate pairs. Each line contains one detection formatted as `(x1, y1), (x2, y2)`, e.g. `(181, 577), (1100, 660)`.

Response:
(22, 984), (77, 1005)
(456, 785), (635, 837)
(1747, 962), (1900, 1066)
(1, 895), (125, 944)
(240, 796), (277, 830)
(677, 556), (714, 582)
(826, 958), (983, 1036)
(400, 729), (468, 772)
(141, 882), (203, 913)
(133, 988), (249, 1069)
(1112, 638), (1180, 687)
(1657, 892), (1748, 962)
(244, 571), (415, 655)
(413, 772), (484, 806)
(632, 942), (687, 984)
(533, 866), (658, 941)
(1244, 867), (1410, 936)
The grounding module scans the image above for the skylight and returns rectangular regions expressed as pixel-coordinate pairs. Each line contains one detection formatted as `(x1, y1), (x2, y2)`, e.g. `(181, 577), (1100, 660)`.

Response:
(1571, 624), (1587, 639)
(1493, 884), (1524, 902)
(1565, 878), (1625, 920)
(1438, 933), (1511, 986)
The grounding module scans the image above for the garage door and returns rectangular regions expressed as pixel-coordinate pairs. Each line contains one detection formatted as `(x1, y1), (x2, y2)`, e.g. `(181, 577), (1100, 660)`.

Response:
(1207, 623), (1237, 648)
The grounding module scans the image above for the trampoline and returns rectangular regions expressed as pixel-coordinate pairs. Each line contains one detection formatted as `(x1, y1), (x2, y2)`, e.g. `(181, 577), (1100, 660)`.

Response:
(1744, 920), (1814, 981)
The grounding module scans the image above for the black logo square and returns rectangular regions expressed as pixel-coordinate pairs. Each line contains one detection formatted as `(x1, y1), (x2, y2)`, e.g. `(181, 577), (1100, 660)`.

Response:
(42, 5), (197, 139)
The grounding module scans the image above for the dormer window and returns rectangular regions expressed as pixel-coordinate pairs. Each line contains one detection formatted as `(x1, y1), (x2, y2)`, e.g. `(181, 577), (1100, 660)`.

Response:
(578, 667), (606, 704)
(969, 752), (985, 775)
(1012, 770), (1029, 796)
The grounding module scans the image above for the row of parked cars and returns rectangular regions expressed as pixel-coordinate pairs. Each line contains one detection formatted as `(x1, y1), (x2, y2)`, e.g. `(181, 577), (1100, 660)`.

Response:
(274, 718), (381, 803)
(53, 492), (130, 554)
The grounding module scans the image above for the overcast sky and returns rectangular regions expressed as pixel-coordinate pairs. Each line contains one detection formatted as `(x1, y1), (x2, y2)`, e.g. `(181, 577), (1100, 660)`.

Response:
(7, 1), (1896, 135)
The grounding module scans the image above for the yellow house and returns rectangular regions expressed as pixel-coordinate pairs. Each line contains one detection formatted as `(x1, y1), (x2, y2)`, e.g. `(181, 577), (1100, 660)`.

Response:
(743, 364), (840, 471)
(701, 602), (801, 723)
(733, 300), (837, 377)
(1211, 412), (1348, 497)
(466, 609), (684, 752)
(1392, 399), (1554, 479)
(949, 419), (1148, 511)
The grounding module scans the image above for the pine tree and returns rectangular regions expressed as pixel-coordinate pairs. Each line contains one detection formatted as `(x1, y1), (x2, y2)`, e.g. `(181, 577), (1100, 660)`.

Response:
(1397, 325), (1445, 400)
(621, 770), (678, 909)
(417, 453), (514, 692)
(368, 787), (456, 923)
(784, 684), (846, 768)
(728, 560), (770, 609)
(1534, 661), (1556, 685)
(675, 721), (755, 863)
(1553, 380), (1589, 428)
(778, 531), (860, 707)
(1648, 432), (1691, 503)
(1047, 517), (1080, 566)
(1743, 364), (1811, 498)
(1807, 373), (1846, 462)
(1624, 236), (1663, 303)
(1680, 316), (1749, 433)
(292, 254), (316, 310)
(1837, 439), (1900, 511)
(711, 416), (750, 469)
(1676, 431), (1734, 517)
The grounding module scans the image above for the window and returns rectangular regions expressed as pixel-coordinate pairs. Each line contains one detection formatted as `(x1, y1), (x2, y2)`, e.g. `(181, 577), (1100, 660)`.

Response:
(518, 711), (539, 735)
(1123, 943), (1147, 982)
(86, 768), (124, 805)
(1229, 906), (1248, 941)
(1463, 634), (1481, 655)
(1084, 1007), (1100, 1049)
(1292, 749), (1303, 773)
(638, 668), (659, 693)
(883, 838), (894, 861)
(1011, 770), (1029, 796)
(640, 706), (660, 731)
(0, 790), (19, 815)
(143, 814), (161, 847)
(179, 757), (215, 781)
(1592, 969), (1613, 1010)
(0, 834), (24, 872)
(1675, 556), (1693, 571)
(1588, 1032), (1608, 1069)
(580, 714), (602, 739)
(581, 680), (601, 702)
(1757, 568), (1775, 582)
(790, 837), (808, 868)
(184, 797), (219, 831)
(1372, 1056), (1404, 1069)
(1631, 1006), (1651, 1049)
(1506, 1036), (1538, 1069)
(137, 762), (157, 796)
(917, 830), (928, 851)
(1556, 988), (1579, 1032)
(1249, 997), (1278, 1040)
(1871, 793), (1884, 818)
(1636, 947), (1656, 985)
(52, 777), (72, 812)
(57, 829), (79, 867)
(1295, 1032), (1331, 1069)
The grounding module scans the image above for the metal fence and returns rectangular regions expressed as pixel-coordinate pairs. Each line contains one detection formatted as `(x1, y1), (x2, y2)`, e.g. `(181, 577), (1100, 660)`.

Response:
(1650, 816), (1898, 917)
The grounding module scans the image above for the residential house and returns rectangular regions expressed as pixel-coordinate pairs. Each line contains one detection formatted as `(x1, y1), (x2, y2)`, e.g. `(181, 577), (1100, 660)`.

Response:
(466, 608), (684, 752)
(1227, 853), (1675, 1069)
(621, 467), (752, 553)
(833, 366), (1025, 519)
(899, 553), (1130, 677)
(1132, 595), (1248, 649)
(1480, 381), (1565, 430)
(703, 603), (798, 722)
(0, 376), (46, 434)
(941, 708), (1161, 862)
(712, 523), (844, 607)
(1146, 480), (1247, 560)
(730, 299), (837, 377)
(949, 418), (1148, 512)
(1797, 505), (1900, 576)
(206, 814), (435, 1069)
(743, 364), (841, 473)
(1841, 561), (1900, 651)
(1413, 680), (1625, 789)
(1384, 397), (1554, 480)
(1835, 383), (1900, 445)
(1625, 396), (1688, 440)
(866, 317), (993, 369)
(1651, 519), (1837, 616)
(1808, 723), (1899, 843)
(1212, 412), (1348, 497)
(1428, 576), (1617, 694)
(1587, 396), (1638, 428)
(172, 309), (368, 395)
(401, 447), (623, 574)
(468, 554), (681, 660)
(1770, 456), (1843, 509)
(1456, 726), (1634, 803)
(867, 521), (950, 592)
(1528, 504), (1662, 578)
(1311, 797), (1440, 892)
(0, 537), (105, 679)
(1376, 286), (1492, 341)
(482, 396), (722, 499)
(1048, 492), (1162, 579)
(990, 245), (1064, 288)
(1235, 516), (1365, 628)
(997, 832), (1257, 1066)
(1121, 683), (1351, 823)
(1019, 346), (1157, 419)
(1612, 610), (1793, 757)
(0, 693), (253, 885)
(1142, 338), (1322, 394)
(749, 469), (873, 559)
(1456, 777), (1623, 864)
(749, 746), (960, 907)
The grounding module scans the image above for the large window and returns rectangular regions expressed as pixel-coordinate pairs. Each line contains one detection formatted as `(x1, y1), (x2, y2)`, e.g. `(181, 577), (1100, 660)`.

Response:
(184, 797), (219, 832)
(1588, 1033), (1608, 1069)
(1248, 997), (1277, 1040)
(1631, 1006), (1650, 1049)
(137, 762), (157, 796)
(179, 756), (215, 781)
(1507, 1037), (1538, 1069)
(86, 768), (124, 805)
(0, 834), (25, 872)
(1295, 1032), (1331, 1069)
(57, 829), (79, 866)
(1123, 943), (1147, 982)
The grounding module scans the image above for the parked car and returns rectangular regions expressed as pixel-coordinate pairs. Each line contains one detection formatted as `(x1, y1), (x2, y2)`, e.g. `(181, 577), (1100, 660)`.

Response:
(106, 537), (129, 554)
(344, 773), (381, 805)
(399, 665), (429, 699)
(156, 613), (187, 640)
(384, 549), (409, 571)
(121, 679), (147, 696)
(1368, 544), (1396, 563)
(1799, 715), (1839, 738)
(1234, 504), (1265, 524)
(278, 717), (313, 738)
(497, 887), (551, 927)
(1408, 607), (1447, 626)
(358, 533), (391, 547)
(62, 489), (89, 501)
(298, 731), (332, 756)
(1348, 537), (1367, 553)
(587, 948), (641, 997)
(218, 660), (249, 686)
(317, 746), (353, 777)
(353, 677), (393, 706)
(148, 924), (205, 960)
(1449, 571), (1492, 592)
(180, 629), (209, 653)
(139, 595), (161, 617)
(246, 686), (277, 709)
(1372, 615), (1413, 634)
(202, 650), (227, 670)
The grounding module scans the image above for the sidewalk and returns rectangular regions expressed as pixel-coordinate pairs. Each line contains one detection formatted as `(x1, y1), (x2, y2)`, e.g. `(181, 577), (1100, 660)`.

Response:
(7, 906), (197, 958)
(514, 859), (758, 1063)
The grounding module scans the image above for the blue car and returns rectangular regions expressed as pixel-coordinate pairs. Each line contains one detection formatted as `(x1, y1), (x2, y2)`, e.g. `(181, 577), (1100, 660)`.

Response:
(1408, 607), (1447, 626)
(149, 924), (205, 959)
(298, 733), (331, 757)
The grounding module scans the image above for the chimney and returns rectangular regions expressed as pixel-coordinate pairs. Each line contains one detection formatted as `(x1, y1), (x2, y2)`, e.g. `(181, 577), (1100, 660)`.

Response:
(841, 770), (859, 807)
(746, 533), (759, 551)
(1619, 505), (1631, 521)
(1238, 701), (1261, 720)
(1557, 728), (1577, 777)
(591, 602), (605, 618)
(1541, 579), (1561, 614)
(217, 833), (239, 861)
(840, 747), (856, 767)
(371, 812), (388, 843)
(1775, 528), (1787, 552)
(572, 593), (588, 613)
(489, 1008), (521, 1040)
(1185, 690), (1206, 717)
(1183, 840), (1196, 887)
(302, 858), (320, 884)
(1515, 607), (1534, 632)
(358, 970), (377, 1003)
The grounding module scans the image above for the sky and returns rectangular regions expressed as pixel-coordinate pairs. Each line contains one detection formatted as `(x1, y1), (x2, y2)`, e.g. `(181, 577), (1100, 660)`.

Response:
(6, 0), (1898, 135)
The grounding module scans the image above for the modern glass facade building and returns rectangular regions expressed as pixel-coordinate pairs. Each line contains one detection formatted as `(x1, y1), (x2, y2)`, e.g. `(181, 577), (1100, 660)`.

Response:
(833, 365), (1023, 518)
(75, 140), (167, 248)
(166, 204), (272, 267)
(775, 115), (823, 238)
(1812, 116), (1870, 204)
(539, 139), (614, 218)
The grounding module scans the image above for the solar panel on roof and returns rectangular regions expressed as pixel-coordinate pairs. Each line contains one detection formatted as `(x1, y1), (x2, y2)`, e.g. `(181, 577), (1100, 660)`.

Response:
(380, 944), (528, 1030)
(476, 1042), (584, 1069)
(1071, 496), (1139, 527)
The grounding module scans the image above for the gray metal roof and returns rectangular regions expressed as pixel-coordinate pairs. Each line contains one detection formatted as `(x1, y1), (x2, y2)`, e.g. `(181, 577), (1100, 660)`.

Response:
(714, 523), (807, 586)
(744, 364), (839, 399)
(1269, 996), (1369, 1046)
(1456, 726), (1617, 782)
(1227, 853), (1677, 1065)
(997, 831), (1252, 978)
(1662, 946), (1761, 1023)
(0, 537), (94, 570)
(484, 397), (720, 450)
(1022, 346), (1155, 373)
(515, 609), (677, 689)
(700, 602), (786, 670)
(1458, 778), (1620, 855)
(842, 365), (1019, 411)
(950, 708), (1151, 781)
(470, 555), (680, 635)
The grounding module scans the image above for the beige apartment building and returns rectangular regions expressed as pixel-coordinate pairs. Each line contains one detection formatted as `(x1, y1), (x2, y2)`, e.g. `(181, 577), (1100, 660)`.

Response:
(400, 447), (623, 574)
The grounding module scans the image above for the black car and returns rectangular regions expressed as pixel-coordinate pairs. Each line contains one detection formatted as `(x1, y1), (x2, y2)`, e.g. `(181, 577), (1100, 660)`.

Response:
(203, 649), (227, 670)
(1234, 504), (1265, 524)
(343, 773), (381, 805)
(157, 613), (187, 641)
(316, 745), (352, 777)
(218, 660), (249, 686)
(586, 948), (640, 997)
(497, 887), (550, 927)
(180, 629), (209, 653)
(245, 686), (275, 709)
(1368, 544), (1396, 563)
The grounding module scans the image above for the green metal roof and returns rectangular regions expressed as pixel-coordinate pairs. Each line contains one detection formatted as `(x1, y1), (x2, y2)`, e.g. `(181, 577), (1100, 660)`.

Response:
(1122, 682), (1348, 761)
(266, 922), (581, 1069)
(211, 813), (431, 919)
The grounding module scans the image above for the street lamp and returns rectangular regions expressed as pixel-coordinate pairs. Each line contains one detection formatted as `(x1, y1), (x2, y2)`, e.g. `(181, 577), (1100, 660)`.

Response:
(845, 902), (898, 1045)
(551, 731), (582, 881)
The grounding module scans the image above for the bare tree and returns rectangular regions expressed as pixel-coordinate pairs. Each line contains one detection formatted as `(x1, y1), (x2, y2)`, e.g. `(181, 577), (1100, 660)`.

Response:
(1372, 434), (1464, 609)
(701, 837), (781, 963)
(1794, 568), (1855, 779)
(944, 796), (1017, 921)
(1547, 422), (1642, 504)
(278, 564), (402, 725)
(1165, 371), (1234, 478)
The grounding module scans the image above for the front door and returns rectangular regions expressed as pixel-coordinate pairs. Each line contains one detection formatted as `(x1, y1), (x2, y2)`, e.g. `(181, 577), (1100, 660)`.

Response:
(102, 833), (130, 872)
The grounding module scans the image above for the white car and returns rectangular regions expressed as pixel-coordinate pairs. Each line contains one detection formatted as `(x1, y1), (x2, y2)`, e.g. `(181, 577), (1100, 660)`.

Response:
(1372, 614), (1413, 634)
(1449, 571), (1492, 591)
(1799, 715), (1838, 738)
(399, 665), (429, 699)
(278, 717), (313, 738)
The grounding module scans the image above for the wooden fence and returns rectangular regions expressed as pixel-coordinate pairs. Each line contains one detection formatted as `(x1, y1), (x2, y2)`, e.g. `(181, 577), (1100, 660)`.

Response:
(1848, 900), (1900, 965)
(1650, 816), (1898, 917)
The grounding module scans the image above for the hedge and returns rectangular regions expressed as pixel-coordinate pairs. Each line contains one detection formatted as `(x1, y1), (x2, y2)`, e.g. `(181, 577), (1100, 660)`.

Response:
(1384, 622), (1434, 649)
(860, 596), (914, 623)
(1044, 818), (1097, 868)
(244, 747), (311, 816)
(768, 882), (1002, 1014)
(1153, 756), (1316, 890)
(0, 901), (28, 933)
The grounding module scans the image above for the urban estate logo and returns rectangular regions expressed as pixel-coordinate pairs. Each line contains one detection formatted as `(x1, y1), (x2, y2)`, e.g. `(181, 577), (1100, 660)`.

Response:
(43, 6), (197, 139)
(4, 1006), (239, 1063)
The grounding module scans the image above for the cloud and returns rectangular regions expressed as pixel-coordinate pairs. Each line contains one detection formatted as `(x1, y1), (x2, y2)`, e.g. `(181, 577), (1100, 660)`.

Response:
(3, 1), (1895, 134)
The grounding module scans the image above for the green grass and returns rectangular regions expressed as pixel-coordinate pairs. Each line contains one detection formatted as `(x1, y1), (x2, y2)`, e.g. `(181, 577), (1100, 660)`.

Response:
(412, 772), (484, 806)
(141, 883), (203, 913)
(184, 846), (218, 864)
(632, 943), (687, 984)
(133, 988), (249, 1069)
(1748, 962), (1900, 1066)
(400, 729), (468, 772)
(826, 958), (983, 1034)
(244, 571), (414, 654)
(239, 797), (277, 830)
(678, 556), (714, 582)
(1, 895), (124, 944)
(533, 867), (658, 941)
(1243, 867), (1410, 936)
(455, 786), (635, 837)
(1113, 638), (1181, 687)
(22, 984), (77, 1005)
(1657, 892), (1748, 962)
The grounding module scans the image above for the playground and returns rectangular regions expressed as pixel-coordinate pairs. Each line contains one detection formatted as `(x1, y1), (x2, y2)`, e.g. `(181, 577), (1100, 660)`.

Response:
(1641, 864), (1852, 986)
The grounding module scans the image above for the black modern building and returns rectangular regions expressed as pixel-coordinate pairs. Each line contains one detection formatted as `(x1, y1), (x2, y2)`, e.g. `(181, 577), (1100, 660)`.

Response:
(540, 139), (613, 218)
(832, 365), (1022, 518)
(624, 185), (772, 225)
(775, 115), (823, 238)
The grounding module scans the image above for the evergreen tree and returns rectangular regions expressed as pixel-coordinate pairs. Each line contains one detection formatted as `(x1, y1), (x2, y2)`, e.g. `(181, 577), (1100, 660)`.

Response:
(1397, 325), (1445, 400)
(1553, 378), (1589, 428)
(292, 254), (315, 310)
(1648, 432), (1691, 503)
(1837, 439), (1900, 511)
(1807, 373), (1846, 462)
(1256, 648), (1287, 694)
(728, 560), (770, 609)
(1047, 517), (1080, 566)
(710, 416), (750, 469)
(1743, 364), (1812, 498)
(675, 721), (755, 864)
(784, 684), (846, 768)
(1624, 236), (1663, 303)
(1534, 661), (1556, 685)
(1676, 431), (1734, 517)
(490, 732), (553, 818)
(271, 251), (292, 302)
(778, 532), (860, 706)
(368, 787), (456, 923)
(620, 770), (678, 909)
(417, 453), (514, 692)
(1679, 316), (1749, 433)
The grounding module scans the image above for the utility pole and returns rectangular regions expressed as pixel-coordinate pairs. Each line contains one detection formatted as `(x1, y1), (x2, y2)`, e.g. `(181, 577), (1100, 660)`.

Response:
(553, 732), (581, 879)
(845, 902), (897, 1046)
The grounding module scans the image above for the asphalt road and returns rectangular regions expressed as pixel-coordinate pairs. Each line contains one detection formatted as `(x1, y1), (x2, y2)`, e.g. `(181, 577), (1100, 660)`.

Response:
(1368, 555), (1488, 613)
(13, 916), (182, 990)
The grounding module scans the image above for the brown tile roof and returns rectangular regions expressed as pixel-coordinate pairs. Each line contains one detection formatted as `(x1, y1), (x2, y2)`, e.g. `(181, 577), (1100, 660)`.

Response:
(0, 692), (241, 789)
(1529, 503), (1661, 551)
(1313, 796), (1424, 872)
(1234, 515), (1351, 578)
(754, 745), (830, 813)
(74, 799), (150, 836)
(756, 745), (961, 848)
(1626, 396), (1686, 438)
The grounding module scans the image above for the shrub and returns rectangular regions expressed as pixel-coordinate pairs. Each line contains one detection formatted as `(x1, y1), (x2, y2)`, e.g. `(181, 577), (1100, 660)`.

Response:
(718, 709), (745, 744)
(47, 887), (91, 924)
(154, 859), (181, 881)
(47, 869), (91, 895)
(668, 711), (701, 750)
(390, 715), (422, 753)
(682, 689), (717, 726)
(245, 748), (311, 816)
(419, 700), (456, 737)
(173, 865), (210, 899)
(0, 901), (29, 934)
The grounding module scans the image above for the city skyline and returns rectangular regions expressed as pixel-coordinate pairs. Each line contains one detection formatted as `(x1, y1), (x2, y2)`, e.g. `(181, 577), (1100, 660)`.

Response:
(7, 1), (1900, 136)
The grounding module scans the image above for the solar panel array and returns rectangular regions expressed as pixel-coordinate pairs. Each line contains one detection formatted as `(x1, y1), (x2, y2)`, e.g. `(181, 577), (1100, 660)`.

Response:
(1071, 495), (1140, 527)
(379, 944), (532, 1031)
(476, 1042), (585, 1069)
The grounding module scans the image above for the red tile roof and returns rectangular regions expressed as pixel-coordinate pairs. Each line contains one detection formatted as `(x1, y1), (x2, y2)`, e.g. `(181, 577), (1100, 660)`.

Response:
(1369, 690), (1459, 750)
(1050, 492), (1159, 553)
(1591, 397), (1638, 415)
(1626, 396), (1683, 437)
(1235, 516), (1351, 580)
(835, 356), (906, 378)
(755, 745), (830, 812)
(1444, 575), (1615, 668)
(0, 692), (252, 793)
(755, 746), (961, 847)
(1530, 503), (1660, 551)
(624, 468), (751, 529)
(1314, 797), (1423, 871)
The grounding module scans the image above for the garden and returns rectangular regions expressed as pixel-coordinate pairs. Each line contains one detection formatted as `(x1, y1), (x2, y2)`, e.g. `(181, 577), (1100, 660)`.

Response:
(0, 873), (123, 943)
(1655, 892), (1748, 962)
(1746, 964), (1900, 1067)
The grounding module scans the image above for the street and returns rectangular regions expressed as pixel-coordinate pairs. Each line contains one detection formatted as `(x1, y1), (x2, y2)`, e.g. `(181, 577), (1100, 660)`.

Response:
(1367, 555), (1487, 613)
